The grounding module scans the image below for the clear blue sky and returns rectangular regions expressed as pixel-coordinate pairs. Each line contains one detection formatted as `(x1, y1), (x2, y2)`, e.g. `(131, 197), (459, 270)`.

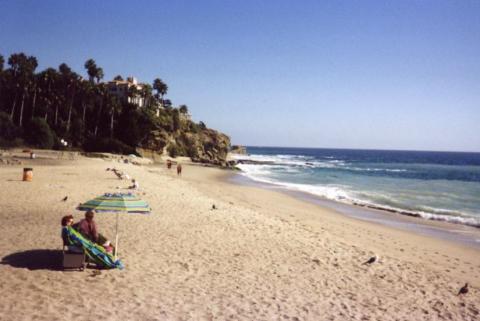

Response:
(1, 0), (479, 152)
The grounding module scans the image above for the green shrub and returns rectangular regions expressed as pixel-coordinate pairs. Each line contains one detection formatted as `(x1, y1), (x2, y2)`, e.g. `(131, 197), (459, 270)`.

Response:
(25, 117), (54, 149)
(186, 144), (198, 159)
(167, 143), (180, 158)
(117, 107), (155, 146)
(172, 111), (180, 132)
(0, 112), (19, 139)
(0, 112), (23, 147)
(189, 122), (200, 133)
(0, 137), (24, 148)
(84, 138), (136, 155)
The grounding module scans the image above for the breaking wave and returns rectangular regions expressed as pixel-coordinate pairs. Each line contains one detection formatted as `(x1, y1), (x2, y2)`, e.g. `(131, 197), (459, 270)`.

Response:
(234, 152), (480, 228)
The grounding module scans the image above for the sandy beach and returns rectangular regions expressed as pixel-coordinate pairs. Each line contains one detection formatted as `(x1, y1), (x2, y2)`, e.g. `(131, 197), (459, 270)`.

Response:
(0, 152), (479, 321)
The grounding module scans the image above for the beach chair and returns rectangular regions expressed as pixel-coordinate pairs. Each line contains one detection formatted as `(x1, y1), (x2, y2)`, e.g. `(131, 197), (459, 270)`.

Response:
(62, 242), (86, 271)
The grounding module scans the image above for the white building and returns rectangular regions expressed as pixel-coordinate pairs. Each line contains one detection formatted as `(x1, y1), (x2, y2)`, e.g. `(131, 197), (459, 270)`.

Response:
(107, 77), (145, 107)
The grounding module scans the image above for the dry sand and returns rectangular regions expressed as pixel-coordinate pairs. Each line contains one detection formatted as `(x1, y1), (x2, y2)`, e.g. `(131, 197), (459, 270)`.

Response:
(0, 152), (479, 321)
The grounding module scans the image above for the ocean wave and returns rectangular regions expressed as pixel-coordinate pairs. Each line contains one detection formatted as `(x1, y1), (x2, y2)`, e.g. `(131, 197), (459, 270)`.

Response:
(233, 154), (411, 173)
(236, 165), (480, 228)
(344, 167), (408, 172)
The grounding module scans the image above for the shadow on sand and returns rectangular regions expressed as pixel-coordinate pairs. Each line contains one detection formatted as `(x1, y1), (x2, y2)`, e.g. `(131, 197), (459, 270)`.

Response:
(1, 249), (63, 271)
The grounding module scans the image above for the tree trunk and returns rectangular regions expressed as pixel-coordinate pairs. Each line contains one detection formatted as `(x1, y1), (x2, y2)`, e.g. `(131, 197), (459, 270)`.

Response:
(110, 109), (114, 138)
(18, 89), (26, 127)
(10, 92), (18, 121)
(66, 101), (73, 132)
(82, 102), (87, 136)
(94, 98), (103, 138)
(82, 102), (86, 123)
(54, 103), (59, 126)
(31, 88), (37, 119)
(66, 89), (75, 132)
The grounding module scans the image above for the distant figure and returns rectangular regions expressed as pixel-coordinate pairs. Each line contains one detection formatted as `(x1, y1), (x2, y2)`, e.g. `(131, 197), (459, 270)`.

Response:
(129, 179), (139, 190)
(177, 163), (182, 176)
(167, 159), (172, 169)
(111, 168), (123, 179)
(458, 283), (469, 296)
(62, 196), (68, 202)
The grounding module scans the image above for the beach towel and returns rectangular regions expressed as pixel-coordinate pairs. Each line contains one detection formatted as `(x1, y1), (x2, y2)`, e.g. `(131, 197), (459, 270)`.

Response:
(65, 226), (124, 269)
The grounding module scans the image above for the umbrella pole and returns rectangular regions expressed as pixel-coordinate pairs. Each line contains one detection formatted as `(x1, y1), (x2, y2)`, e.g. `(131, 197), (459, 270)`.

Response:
(114, 211), (119, 261)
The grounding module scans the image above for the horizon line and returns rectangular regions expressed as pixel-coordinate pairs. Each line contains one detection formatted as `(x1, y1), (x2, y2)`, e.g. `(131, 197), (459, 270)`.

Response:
(236, 145), (480, 154)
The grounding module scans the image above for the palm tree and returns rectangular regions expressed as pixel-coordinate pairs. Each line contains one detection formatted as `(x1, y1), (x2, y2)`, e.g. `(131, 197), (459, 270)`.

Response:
(179, 104), (188, 114)
(29, 73), (40, 120)
(59, 63), (80, 132)
(84, 59), (97, 83)
(95, 67), (104, 84)
(93, 83), (107, 137)
(106, 95), (121, 138)
(37, 68), (58, 122)
(153, 78), (168, 105)
(52, 78), (63, 128)
(78, 79), (92, 125)
(141, 84), (153, 108)
(7, 53), (24, 121)
(8, 53), (38, 126)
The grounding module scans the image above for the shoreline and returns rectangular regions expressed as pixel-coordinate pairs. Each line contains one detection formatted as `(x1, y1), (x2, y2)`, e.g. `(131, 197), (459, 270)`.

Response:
(226, 171), (480, 249)
(230, 149), (480, 231)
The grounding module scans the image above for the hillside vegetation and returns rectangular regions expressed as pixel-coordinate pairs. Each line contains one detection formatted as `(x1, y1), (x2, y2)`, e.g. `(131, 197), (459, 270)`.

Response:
(0, 52), (230, 164)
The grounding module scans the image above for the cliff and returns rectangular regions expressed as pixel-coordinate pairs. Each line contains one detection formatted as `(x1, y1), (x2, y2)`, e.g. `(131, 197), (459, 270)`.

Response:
(137, 111), (231, 166)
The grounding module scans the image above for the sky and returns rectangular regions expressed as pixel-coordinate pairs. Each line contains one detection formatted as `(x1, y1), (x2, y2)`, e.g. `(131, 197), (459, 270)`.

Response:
(1, 0), (479, 152)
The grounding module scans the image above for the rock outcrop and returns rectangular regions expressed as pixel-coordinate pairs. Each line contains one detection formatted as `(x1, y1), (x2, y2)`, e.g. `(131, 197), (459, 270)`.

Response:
(137, 120), (231, 167)
(230, 145), (247, 155)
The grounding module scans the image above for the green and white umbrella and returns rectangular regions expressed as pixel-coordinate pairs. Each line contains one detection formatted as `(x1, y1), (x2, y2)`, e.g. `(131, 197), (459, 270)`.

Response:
(77, 192), (151, 259)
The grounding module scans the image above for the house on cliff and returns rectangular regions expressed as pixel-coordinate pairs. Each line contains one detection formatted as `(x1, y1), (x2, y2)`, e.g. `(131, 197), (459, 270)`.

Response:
(106, 77), (146, 107)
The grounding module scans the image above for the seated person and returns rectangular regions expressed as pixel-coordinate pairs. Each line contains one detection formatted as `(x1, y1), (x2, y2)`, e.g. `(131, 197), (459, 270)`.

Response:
(77, 210), (114, 253)
(61, 215), (83, 253)
(63, 218), (122, 269)
(128, 179), (139, 190)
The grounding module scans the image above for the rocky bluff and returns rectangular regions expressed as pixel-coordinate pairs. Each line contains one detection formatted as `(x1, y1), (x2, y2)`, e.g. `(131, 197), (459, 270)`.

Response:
(137, 112), (231, 167)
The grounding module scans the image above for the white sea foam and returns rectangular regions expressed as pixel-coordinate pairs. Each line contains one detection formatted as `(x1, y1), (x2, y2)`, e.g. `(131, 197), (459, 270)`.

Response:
(234, 154), (411, 173)
(236, 162), (480, 228)
(344, 167), (408, 172)
(238, 163), (353, 201)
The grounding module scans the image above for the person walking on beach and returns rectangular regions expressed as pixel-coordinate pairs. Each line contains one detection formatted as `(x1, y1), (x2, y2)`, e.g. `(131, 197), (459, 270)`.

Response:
(177, 163), (182, 176)
(167, 159), (172, 169)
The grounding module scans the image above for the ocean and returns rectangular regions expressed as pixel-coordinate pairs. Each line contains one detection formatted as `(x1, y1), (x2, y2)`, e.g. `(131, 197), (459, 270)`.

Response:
(233, 147), (480, 228)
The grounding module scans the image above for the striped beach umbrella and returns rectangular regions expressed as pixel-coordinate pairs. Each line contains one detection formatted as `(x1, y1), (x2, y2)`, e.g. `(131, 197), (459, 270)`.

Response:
(77, 193), (150, 259)
(78, 192), (150, 213)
